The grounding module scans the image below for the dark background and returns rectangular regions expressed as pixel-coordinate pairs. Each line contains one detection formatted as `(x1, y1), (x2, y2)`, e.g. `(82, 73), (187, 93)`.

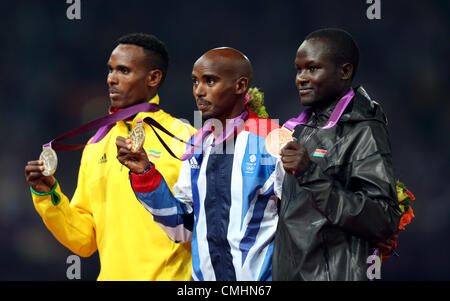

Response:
(0, 0), (449, 281)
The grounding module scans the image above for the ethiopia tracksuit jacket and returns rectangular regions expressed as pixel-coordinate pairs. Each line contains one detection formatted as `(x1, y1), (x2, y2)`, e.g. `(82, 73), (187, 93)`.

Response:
(131, 109), (284, 281)
(31, 95), (193, 280)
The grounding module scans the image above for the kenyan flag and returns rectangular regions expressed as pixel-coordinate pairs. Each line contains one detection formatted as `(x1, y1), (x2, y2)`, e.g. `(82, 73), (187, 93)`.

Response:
(313, 149), (327, 157)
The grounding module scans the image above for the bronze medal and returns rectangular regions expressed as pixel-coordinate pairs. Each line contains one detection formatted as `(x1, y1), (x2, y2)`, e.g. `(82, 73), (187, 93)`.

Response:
(265, 127), (294, 157)
(39, 145), (58, 176)
(128, 122), (145, 152)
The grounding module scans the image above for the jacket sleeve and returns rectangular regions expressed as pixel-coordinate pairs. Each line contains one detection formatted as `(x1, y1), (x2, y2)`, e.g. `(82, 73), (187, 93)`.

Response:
(31, 161), (97, 257)
(297, 123), (402, 242)
(131, 161), (194, 243)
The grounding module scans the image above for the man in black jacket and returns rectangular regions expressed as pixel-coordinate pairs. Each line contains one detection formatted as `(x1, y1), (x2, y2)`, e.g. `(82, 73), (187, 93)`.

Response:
(274, 28), (402, 280)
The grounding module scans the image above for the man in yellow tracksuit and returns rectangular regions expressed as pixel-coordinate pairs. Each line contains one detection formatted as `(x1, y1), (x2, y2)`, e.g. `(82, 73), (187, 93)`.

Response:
(24, 33), (193, 280)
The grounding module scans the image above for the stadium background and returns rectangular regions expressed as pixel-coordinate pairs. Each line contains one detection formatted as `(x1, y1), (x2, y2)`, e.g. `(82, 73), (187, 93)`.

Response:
(0, 0), (449, 280)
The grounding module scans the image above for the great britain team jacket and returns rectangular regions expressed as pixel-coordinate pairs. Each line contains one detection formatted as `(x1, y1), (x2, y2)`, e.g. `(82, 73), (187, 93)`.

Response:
(131, 109), (283, 281)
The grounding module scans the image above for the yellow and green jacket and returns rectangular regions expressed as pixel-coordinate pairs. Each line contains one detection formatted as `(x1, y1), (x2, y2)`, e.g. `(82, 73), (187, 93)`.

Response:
(31, 95), (193, 280)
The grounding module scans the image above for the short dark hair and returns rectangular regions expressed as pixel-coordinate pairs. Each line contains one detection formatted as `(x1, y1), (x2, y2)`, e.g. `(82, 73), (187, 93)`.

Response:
(305, 28), (360, 79)
(118, 33), (169, 85)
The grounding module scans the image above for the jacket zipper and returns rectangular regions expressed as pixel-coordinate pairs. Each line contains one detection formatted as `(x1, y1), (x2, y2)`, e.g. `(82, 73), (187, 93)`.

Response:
(303, 128), (317, 144)
(121, 121), (133, 172)
(301, 113), (318, 144)
(321, 232), (331, 281)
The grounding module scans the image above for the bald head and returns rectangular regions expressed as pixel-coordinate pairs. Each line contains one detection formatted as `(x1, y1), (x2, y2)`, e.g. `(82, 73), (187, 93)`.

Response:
(191, 47), (253, 124)
(195, 47), (253, 86)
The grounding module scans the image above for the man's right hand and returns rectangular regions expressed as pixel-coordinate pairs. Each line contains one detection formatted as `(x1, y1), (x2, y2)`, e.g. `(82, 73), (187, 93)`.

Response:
(280, 141), (310, 176)
(116, 136), (152, 174)
(25, 161), (56, 193)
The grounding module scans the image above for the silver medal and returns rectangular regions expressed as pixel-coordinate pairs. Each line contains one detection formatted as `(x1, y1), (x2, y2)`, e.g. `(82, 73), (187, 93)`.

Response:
(39, 145), (58, 176)
(128, 122), (146, 152)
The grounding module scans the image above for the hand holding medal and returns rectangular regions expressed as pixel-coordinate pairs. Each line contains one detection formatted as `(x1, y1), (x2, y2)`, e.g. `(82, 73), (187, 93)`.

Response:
(39, 145), (58, 176)
(265, 126), (308, 175)
(24, 144), (59, 194)
(116, 120), (151, 174)
(24, 159), (57, 194)
(116, 135), (152, 174)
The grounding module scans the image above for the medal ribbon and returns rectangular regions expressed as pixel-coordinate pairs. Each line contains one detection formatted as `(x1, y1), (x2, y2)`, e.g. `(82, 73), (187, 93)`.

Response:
(283, 88), (355, 131)
(43, 101), (160, 150)
(181, 109), (249, 160)
(139, 109), (249, 161)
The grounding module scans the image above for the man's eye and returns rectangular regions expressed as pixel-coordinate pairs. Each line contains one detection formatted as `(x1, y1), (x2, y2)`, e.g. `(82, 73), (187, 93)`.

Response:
(309, 66), (319, 71)
(120, 67), (130, 74)
(207, 78), (215, 85)
(192, 78), (198, 85)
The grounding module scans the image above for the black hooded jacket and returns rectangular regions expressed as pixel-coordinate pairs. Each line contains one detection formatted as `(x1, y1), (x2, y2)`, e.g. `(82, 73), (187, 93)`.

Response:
(272, 86), (402, 281)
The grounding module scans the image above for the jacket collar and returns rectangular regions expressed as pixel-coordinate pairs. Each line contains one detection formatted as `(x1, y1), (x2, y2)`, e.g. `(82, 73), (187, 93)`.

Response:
(311, 86), (387, 125)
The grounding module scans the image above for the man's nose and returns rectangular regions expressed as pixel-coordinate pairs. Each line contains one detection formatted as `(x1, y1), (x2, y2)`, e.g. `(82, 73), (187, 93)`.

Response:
(296, 71), (309, 86)
(107, 71), (118, 86)
(193, 83), (206, 98)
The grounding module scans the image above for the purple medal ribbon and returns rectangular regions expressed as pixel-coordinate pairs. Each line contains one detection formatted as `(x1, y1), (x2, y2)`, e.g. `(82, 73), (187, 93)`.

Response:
(147, 94), (251, 161)
(128, 109), (249, 162)
(283, 88), (355, 131)
(179, 109), (249, 161)
(43, 101), (160, 150)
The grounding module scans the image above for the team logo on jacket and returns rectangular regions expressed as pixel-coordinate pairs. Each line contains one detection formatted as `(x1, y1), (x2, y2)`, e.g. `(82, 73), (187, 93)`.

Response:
(98, 153), (107, 164)
(313, 148), (327, 157)
(244, 154), (258, 174)
(190, 157), (200, 169)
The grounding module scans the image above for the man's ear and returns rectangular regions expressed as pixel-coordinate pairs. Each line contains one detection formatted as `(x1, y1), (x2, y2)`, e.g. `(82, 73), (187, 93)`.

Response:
(146, 69), (163, 88)
(235, 77), (249, 95)
(340, 63), (353, 81)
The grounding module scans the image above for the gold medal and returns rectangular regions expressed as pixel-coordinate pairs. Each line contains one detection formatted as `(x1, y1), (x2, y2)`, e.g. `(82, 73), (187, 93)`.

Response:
(265, 127), (294, 157)
(39, 145), (58, 176)
(128, 122), (146, 152)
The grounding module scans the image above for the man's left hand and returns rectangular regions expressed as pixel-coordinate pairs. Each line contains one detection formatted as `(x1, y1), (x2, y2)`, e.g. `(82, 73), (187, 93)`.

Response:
(376, 231), (399, 256)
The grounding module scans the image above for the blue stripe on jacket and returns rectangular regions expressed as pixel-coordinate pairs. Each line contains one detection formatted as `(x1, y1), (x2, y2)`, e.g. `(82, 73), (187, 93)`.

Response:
(204, 145), (236, 281)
